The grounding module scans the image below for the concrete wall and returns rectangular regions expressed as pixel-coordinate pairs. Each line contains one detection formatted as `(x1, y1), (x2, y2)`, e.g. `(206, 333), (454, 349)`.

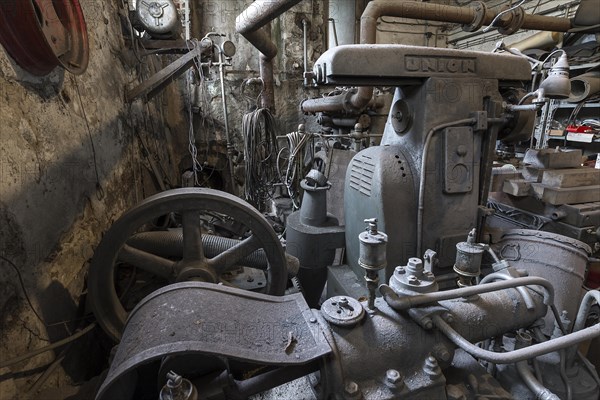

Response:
(0, 2), (187, 396)
(191, 0), (327, 147)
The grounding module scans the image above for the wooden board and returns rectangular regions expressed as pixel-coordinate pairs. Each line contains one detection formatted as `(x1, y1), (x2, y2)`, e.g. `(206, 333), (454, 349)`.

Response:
(541, 168), (600, 188)
(531, 183), (600, 205)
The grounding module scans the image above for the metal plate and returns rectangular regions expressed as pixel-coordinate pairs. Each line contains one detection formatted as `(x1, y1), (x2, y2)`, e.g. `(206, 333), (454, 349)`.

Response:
(444, 127), (474, 194)
(96, 282), (331, 400)
(321, 296), (365, 327)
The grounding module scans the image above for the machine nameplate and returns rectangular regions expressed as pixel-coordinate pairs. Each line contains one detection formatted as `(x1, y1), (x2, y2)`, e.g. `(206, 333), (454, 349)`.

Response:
(405, 55), (476, 74)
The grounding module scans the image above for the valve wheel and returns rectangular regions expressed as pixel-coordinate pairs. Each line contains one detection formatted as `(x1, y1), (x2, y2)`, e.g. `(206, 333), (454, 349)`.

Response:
(88, 188), (288, 341)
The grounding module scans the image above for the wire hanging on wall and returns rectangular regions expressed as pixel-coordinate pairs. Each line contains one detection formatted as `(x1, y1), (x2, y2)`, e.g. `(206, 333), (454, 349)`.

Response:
(242, 108), (279, 211)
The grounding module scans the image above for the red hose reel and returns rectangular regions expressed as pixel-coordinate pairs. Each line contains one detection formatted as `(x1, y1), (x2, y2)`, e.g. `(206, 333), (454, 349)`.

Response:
(0, 0), (89, 76)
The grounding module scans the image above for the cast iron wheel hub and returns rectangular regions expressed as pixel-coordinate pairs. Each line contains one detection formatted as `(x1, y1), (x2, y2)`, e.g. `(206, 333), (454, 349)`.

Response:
(88, 188), (288, 342)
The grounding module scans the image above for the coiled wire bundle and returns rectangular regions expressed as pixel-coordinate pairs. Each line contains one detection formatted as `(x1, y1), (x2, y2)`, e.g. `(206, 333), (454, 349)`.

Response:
(242, 108), (279, 210)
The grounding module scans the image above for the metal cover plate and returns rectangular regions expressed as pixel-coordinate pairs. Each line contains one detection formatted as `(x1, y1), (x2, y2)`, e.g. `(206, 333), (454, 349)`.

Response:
(96, 282), (331, 400)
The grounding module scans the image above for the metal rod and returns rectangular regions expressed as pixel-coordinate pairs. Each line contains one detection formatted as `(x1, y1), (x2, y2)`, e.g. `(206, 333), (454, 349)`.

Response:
(328, 18), (339, 46)
(433, 314), (600, 364)
(217, 47), (236, 191)
(379, 276), (555, 311)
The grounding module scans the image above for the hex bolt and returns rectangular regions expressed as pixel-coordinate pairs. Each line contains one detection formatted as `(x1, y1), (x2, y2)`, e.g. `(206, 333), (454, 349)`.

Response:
(408, 275), (420, 285)
(344, 380), (360, 396)
(422, 317), (433, 330)
(385, 369), (403, 387)
(407, 258), (423, 274)
(395, 266), (406, 275)
(423, 356), (442, 379)
(436, 348), (452, 362)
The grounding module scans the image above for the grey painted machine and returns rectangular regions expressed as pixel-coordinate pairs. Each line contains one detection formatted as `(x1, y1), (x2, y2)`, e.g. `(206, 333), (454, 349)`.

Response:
(307, 44), (534, 284)
(92, 44), (600, 400)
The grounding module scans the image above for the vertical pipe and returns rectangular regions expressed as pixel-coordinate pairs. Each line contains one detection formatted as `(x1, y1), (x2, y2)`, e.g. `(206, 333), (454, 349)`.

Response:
(302, 19), (308, 86)
(259, 22), (275, 110)
(235, 0), (304, 114)
(218, 48), (236, 190)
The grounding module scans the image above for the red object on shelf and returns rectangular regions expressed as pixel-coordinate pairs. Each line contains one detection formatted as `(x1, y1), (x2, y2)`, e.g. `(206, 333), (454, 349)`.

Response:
(566, 125), (594, 133)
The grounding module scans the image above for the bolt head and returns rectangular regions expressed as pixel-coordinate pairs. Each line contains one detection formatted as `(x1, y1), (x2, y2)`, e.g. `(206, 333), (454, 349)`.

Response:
(344, 381), (359, 395)
(407, 258), (423, 270)
(386, 369), (402, 384)
(407, 275), (420, 285)
(422, 318), (433, 330)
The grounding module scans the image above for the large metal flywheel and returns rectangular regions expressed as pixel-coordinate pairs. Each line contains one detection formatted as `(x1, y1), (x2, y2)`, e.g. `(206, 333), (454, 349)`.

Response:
(88, 188), (288, 341)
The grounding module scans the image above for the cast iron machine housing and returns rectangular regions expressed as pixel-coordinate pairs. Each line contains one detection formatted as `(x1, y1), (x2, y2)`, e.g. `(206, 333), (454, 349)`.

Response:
(302, 44), (534, 287)
(92, 44), (600, 400)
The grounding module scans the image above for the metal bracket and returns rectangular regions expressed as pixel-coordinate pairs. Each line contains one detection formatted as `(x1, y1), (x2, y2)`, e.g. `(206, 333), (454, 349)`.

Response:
(126, 39), (213, 102)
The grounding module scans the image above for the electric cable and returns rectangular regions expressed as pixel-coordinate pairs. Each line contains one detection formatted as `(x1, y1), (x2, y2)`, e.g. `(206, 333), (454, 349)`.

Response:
(0, 255), (45, 324)
(242, 108), (279, 210)
(0, 323), (96, 370)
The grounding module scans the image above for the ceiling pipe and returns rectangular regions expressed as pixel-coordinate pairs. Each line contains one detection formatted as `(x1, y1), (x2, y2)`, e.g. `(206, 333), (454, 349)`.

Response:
(235, 0), (304, 112)
(301, 0), (573, 114)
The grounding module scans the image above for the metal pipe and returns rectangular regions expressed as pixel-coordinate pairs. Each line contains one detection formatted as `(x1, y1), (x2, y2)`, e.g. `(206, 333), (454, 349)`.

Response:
(379, 276), (555, 311)
(479, 272), (536, 310)
(516, 356), (561, 399)
(433, 314), (600, 364)
(217, 47), (236, 192)
(302, 0), (572, 114)
(416, 118), (476, 256)
(328, 18), (339, 47)
(302, 19), (308, 86)
(573, 290), (600, 334)
(567, 290), (600, 364)
(235, 0), (303, 111)
(449, 0), (580, 45)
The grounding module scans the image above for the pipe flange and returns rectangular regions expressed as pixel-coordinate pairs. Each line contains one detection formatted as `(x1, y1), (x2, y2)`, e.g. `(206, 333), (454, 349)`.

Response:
(498, 6), (525, 35)
(462, 2), (487, 32)
(321, 296), (365, 327)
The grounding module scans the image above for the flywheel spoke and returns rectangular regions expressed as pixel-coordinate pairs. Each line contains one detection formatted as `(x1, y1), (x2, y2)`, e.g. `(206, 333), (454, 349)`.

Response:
(117, 245), (175, 279)
(209, 234), (262, 274)
(181, 210), (204, 262)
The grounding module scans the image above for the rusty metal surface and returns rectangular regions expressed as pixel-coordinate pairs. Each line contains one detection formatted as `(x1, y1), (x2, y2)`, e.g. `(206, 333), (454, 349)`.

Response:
(95, 282), (331, 400)
(0, 0), (89, 76)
